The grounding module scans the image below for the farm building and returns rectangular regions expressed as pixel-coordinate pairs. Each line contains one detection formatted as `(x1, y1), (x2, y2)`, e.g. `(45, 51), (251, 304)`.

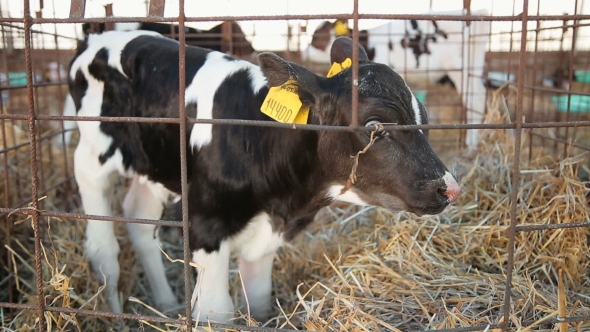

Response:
(0, 0), (589, 331)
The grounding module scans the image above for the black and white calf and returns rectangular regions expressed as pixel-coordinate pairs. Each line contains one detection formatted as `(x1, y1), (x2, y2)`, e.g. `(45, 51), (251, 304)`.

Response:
(301, 9), (491, 148)
(68, 30), (460, 323)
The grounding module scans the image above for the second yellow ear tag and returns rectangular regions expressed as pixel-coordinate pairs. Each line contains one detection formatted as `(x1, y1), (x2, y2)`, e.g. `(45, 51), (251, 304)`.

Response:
(334, 20), (349, 36)
(326, 58), (352, 78)
(261, 79), (310, 124)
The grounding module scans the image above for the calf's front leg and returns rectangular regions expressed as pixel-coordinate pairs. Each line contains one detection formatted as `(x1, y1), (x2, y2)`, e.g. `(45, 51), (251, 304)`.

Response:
(238, 251), (276, 322)
(192, 241), (235, 324)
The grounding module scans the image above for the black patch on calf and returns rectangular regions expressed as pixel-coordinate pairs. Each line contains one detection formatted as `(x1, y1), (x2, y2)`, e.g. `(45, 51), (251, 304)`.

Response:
(69, 70), (88, 112)
(86, 48), (150, 173)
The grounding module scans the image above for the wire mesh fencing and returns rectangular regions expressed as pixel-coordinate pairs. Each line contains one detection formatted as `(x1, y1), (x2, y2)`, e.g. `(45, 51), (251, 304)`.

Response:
(1, 0), (589, 331)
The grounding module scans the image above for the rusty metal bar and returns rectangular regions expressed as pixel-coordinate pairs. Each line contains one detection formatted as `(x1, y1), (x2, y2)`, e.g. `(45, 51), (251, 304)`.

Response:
(0, 128), (76, 154)
(23, 0), (46, 329)
(148, 0), (165, 17)
(3, 113), (590, 131)
(0, 22), (78, 40)
(0, 302), (185, 324)
(351, 0), (359, 129)
(0, 176), (76, 219)
(3, 13), (586, 25)
(103, 3), (114, 32)
(0, 302), (307, 331)
(1, 300), (588, 332)
(0, 81), (68, 91)
(470, 20), (590, 37)
(516, 221), (590, 232)
(563, 0), (580, 160)
(529, 132), (590, 152)
(23, 114), (590, 131)
(176, 0), (193, 328)
(0, 207), (184, 227)
(521, 84), (590, 95)
(502, 0), (528, 330)
(34, 32), (48, 208)
(68, 0), (86, 18)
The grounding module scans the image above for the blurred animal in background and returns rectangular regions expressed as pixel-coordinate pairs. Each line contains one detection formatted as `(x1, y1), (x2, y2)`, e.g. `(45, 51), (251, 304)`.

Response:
(301, 9), (491, 148)
(42, 62), (68, 83)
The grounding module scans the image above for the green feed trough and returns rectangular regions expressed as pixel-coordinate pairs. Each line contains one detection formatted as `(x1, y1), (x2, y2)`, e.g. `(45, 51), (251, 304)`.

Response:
(551, 94), (590, 113)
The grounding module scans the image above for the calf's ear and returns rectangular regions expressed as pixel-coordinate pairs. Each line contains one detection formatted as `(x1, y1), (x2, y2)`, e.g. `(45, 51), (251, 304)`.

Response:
(257, 52), (323, 90)
(330, 36), (369, 64)
(257, 52), (292, 88)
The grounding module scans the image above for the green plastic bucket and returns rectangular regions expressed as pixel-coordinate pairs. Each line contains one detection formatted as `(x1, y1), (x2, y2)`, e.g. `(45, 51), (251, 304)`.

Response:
(575, 70), (590, 84)
(414, 90), (427, 103)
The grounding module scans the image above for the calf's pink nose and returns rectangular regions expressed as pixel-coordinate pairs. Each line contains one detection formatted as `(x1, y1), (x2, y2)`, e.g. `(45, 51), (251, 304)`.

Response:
(442, 171), (461, 203)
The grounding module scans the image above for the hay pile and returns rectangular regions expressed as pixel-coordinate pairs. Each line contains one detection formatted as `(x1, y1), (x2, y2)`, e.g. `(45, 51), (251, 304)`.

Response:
(1, 88), (589, 331)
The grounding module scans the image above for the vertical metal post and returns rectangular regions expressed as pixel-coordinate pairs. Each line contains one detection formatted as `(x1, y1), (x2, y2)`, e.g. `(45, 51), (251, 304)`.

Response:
(350, 0), (359, 129)
(177, 0), (193, 329)
(52, 0), (71, 209)
(104, 3), (114, 32)
(502, 1), (528, 331)
(148, 0), (165, 17)
(528, 0), (542, 162)
(23, 0), (46, 330)
(0, 1), (14, 313)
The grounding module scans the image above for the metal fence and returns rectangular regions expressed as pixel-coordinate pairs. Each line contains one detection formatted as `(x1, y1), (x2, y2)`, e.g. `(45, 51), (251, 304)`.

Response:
(1, 0), (589, 331)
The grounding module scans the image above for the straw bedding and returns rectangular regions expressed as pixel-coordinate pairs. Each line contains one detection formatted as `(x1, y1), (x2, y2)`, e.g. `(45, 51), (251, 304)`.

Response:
(1, 87), (589, 331)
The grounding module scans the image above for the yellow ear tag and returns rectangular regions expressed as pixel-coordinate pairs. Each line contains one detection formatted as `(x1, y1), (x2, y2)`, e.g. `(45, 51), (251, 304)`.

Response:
(261, 79), (310, 124)
(334, 20), (349, 36)
(326, 58), (352, 78)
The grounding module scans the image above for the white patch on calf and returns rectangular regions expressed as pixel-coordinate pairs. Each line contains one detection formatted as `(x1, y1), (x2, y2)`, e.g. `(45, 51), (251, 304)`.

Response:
(187, 52), (267, 150)
(230, 212), (284, 262)
(56, 94), (77, 147)
(404, 82), (424, 134)
(327, 185), (370, 206)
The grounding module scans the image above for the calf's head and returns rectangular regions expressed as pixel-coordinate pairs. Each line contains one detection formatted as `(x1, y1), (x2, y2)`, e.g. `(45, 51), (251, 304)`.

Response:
(258, 37), (459, 216)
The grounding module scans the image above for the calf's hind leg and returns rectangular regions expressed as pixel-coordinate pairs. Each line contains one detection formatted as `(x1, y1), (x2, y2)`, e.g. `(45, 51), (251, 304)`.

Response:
(123, 175), (177, 311)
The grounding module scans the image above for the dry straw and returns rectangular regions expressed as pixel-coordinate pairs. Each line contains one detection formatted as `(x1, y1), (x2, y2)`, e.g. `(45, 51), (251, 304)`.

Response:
(1, 85), (589, 331)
